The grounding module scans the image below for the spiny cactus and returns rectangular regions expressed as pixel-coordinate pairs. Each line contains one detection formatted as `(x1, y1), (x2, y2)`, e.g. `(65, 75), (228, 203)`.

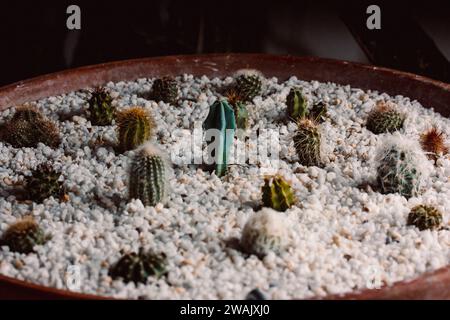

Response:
(129, 142), (170, 206)
(109, 247), (168, 284)
(235, 74), (262, 102)
(87, 87), (116, 126)
(0, 218), (48, 254)
(293, 118), (323, 167)
(150, 77), (179, 104)
(366, 101), (405, 134)
(407, 205), (443, 231)
(286, 88), (308, 120)
(309, 101), (328, 123)
(240, 208), (289, 258)
(225, 88), (249, 131)
(0, 106), (60, 148)
(116, 107), (155, 152)
(262, 175), (296, 212)
(420, 127), (448, 161)
(25, 163), (66, 203)
(203, 100), (236, 177)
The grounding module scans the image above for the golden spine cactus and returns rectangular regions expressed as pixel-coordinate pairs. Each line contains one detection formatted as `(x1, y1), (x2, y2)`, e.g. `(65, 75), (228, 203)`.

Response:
(366, 101), (405, 134)
(420, 127), (448, 161)
(116, 107), (155, 152)
(0, 218), (48, 254)
(407, 205), (443, 231)
(262, 175), (296, 212)
(293, 118), (323, 167)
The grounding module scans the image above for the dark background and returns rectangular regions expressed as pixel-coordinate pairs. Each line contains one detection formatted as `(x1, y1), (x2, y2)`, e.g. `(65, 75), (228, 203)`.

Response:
(0, 0), (449, 86)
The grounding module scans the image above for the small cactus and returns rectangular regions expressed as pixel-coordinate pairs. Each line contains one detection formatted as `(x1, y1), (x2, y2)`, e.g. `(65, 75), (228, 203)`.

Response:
(203, 100), (236, 177)
(109, 247), (168, 284)
(309, 101), (328, 123)
(129, 142), (170, 206)
(366, 101), (405, 134)
(116, 107), (155, 152)
(150, 77), (179, 104)
(0, 218), (48, 254)
(420, 127), (448, 161)
(293, 118), (323, 167)
(286, 88), (308, 120)
(0, 106), (60, 148)
(235, 74), (262, 102)
(262, 175), (296, 212)
(240, 208), (289, 258)
(407, 205), (442, 231)
(225, 88), (249, 130)
(25, 163), (66, 203)
(87, 87), (116, 126)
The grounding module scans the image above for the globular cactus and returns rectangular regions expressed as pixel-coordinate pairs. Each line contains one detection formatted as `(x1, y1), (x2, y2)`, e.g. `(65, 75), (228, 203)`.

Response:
(203, 100), (236, 177)
(0, 217), (48, 254)
(235, 73), (262, 102)
(420, 127), (448, 161)
(0, 106), (60, 148)
(366, 101), (405, 134)
(116, 107), (155, 152)
(225, 88), (249, 130)
(109, 247), (168, 284)
(407, 205), (443, 231)
(240, 208), (289, 258)
(25, 163), (66, 203)
(129, 142), (170, 206)
(87, 87), (116, 126)
(293, 118), (323, 167)
(309, 101), (328, 123)
(286, 88), (308, 120)
(262, 175), (296, 212)
(150, 77), (179, 104)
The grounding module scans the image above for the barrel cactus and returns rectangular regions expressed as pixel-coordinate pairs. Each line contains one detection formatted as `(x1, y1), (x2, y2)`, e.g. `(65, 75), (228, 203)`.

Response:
(262, 175), (296, 212)
(109, 247), (168, 284)
(129, 142), (170, 206)
(366, 101), (405, 134)
(25, 163), (66, 203)
(0, 218), (48, 254)
(286, 88), (308, 120)
(420, 127), (448, 161)
(0, 106), (60, 148)
(293, 118), (323, 167)
(150, 77), (179, 104)
(235, 72), (262, 102)
(87, 87), (116, 126)
(407, 205), (443, 231)
(116, 107), (155, 152)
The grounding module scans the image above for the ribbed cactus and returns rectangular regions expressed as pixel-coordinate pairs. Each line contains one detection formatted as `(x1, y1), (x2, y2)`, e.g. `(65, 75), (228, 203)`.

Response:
(129, 142), (169, 206)
(109, 247), (168, 284)
(262, 175), (296, 212)
(87, 87), (116, 126)
(286, 88), (308, 120)
(116, 107), (155, 152)
(235, 74), (262, 102)
(293, 118), (323, 167)
(25, 163), (66, 203)
(366, 101), (405, 134)
(150, 77), (179, 104)
(203, 100), (236, 177)
(407, 205), (442, 231)
(0, 218), (48, 254)
(0, 106), (60, 148)
(420, 127), (448, 161)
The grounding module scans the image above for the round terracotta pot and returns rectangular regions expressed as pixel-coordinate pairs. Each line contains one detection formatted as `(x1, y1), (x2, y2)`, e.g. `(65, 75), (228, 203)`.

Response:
(0, 54), (449, 300)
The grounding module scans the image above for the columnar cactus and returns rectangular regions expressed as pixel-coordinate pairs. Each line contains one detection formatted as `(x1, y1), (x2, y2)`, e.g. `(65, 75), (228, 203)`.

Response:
(150, 77), (179, 104)
(25, 163), (66, 203)
(235, 74), (262, 101)
(0, 106), (60, 148)
(0, 218), (48, 254)
(293, 118), (323, 167)
(109, 247), (168, 284)
(407, 205), (443, 231)
(203, 100), (237, 177)
(87, 87), (116, 126)
(240, 208), (289, 258)
(262, 175), (296, 212)
(129, 142), (170, 206)
(366, 101), (405, 134)
(116, 107), (155, 152)
(420, 127), (448, 160)
(286, 88), (308, 120)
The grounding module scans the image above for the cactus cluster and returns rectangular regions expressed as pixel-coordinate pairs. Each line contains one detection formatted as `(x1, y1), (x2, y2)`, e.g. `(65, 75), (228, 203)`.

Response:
(116, 107), (155, 152)
(109, 247), (168, 284)
(0, 106), (60, 148)
(87, 87), (116, 126)
(293, 118), (323, 167)
(420, 127), (448, 161)
(366, 101), (405, 134)
(0, 218), (48, 254)
(262, 175), (296, 212)
(25, 163), (66, 203)
(150, 77), (179, 104)
(407, 205), (442, 231)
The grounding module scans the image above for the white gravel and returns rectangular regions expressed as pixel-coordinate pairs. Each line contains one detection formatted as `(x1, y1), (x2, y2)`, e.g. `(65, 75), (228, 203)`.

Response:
(0, 74), (449, 299)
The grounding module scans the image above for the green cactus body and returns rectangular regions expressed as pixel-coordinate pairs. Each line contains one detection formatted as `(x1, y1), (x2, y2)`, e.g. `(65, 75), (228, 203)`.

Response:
(407, 205), (443, 231)
(109, 247), (168, 284)
(203, 100), (236, 177)
(235, 75), (262, 101)
(309, 101), (328, 123)
(0, 107), (60, 148)
(129, 143), (168, 206)
(367, 102), (405, 134)
(150, 77), (179, 104)
(262, 176), (296, 212)
(0, 218), (48, 254)
(25, 164), (66, 203)
(293, 118), (322, 167)
(88, 87), (116, 126)
(234, 101), (249, 130)
(286, 88), (308, 120)
(117, 107), (155, 152)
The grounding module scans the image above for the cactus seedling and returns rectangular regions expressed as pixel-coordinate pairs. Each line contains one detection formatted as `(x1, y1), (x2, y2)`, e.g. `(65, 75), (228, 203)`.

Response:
(366, 101), (405, 134)
(286, 88), (308, 120)
(203, 100), (236, 177)
(0, 106), (60, 148)
(407, 205), (443, 231)
(235, 74), (262, 102)
(225, 88), (249, 131)
(116, 107), (155, 152)
(240, 208), (289, 258)
(0, 218), (48, 254)
(150, 77), (179, 104)
(293, 118), (323, 167)
(25, 163), (66, 203)
(109, 247), (168, 284)
(420, 127), (448, 161)
(87, 87), (116, 126)
(262, 175), (296, 212)
(129, 142), (170, 207)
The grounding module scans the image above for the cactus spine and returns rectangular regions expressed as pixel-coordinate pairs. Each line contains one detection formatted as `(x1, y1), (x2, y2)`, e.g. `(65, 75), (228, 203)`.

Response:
(286, 88), (308, 120)
(293, 118), (323, 167)
(366, 101), (405, 134)
(420, 127), (448, 161)
(150, 77), (179, 104)
(407, 205), (443, 231)
(25, 163), (66, 203)
(262, 175), (296, 212)
(0, 217), (48, 254)
(116, 107), (155, 152)
(87, 87), (116, 126)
